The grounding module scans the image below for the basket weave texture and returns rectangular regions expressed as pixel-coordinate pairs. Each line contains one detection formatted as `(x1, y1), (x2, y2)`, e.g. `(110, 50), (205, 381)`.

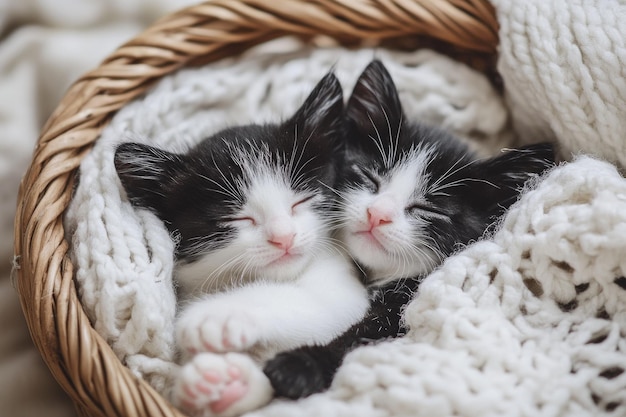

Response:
(13, 1), (498, 416)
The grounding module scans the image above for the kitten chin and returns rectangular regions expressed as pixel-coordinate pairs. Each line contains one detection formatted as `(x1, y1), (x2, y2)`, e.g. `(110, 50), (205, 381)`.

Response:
(339, 227), (438, 284)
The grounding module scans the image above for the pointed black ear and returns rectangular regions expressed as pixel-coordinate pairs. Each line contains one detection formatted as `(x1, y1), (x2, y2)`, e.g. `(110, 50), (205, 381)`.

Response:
(345, 60), (403, 145)
(285, 72), (344, 151)
(469, 142), (556, 217)
(114, 142), (185, 214)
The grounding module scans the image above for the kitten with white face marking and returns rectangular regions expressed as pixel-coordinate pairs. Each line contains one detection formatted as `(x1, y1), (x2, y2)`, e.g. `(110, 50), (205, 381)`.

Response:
(114, 73), (369, 417)
(338, 145), (445, 283)
(264, 60), (556, 399)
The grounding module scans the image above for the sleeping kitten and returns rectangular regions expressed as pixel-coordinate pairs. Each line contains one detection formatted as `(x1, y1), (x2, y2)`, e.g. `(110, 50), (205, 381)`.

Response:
(263, 60), (556, 399)
(114, 73), (369, 417)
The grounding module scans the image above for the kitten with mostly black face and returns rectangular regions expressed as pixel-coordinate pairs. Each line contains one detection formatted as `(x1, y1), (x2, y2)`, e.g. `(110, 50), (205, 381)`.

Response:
(263, 60), (556, 399)
(114, 73), (369, 417)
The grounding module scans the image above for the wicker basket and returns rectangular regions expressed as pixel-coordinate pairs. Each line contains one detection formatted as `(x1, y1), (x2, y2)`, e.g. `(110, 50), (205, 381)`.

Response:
(13, 1), (499, 416)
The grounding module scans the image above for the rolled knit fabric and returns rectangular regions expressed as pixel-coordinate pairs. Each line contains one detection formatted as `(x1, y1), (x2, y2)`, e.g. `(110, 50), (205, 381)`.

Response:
(493, 0), (626, 167)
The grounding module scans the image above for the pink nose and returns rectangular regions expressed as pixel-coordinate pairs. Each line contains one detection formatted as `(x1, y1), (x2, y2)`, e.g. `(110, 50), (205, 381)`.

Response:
(367, 206), (393, 228)
(268, 232), (295, 250)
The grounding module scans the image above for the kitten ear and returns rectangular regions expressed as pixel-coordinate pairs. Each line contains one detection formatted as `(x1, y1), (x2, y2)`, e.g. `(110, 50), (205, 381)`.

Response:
(286, 72), (344, 151)
(114, 142), (184, 214)
(470, 142), (556, 217)
(345, 60), (403, 145)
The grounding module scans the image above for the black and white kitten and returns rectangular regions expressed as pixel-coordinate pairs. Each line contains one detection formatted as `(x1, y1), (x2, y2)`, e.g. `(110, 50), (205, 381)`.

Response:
(114, 73), (369, 417)
(263, 61), (556, 399)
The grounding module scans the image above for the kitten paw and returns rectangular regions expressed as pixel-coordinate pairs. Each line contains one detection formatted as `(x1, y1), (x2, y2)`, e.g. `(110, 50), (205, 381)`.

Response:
(264, 347), (337, 399)
(174, 352), (273, 417)
(178, 310), (260, 354)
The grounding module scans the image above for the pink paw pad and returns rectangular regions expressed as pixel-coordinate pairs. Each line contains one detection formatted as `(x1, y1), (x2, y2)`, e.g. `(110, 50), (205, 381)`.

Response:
(203, 370), (221, 384)
(201, 339), (218, 352)
(210, 380), (248, 414)
(182, 383), (198, 400)
(228, 366), (241, 379)
(177, 355), (253, 416)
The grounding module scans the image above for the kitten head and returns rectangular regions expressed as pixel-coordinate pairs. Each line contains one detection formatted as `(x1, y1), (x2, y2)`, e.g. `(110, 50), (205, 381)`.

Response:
(114, 72), (344, 292)
(337, 60), (555, 285)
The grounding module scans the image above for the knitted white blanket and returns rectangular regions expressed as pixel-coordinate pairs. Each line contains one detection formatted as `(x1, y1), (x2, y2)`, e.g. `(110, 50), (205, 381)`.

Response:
(65, 0), (626, 415)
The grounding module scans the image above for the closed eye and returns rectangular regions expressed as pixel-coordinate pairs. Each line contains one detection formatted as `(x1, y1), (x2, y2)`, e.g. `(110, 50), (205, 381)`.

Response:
(357, 167), (380, 193)
(224, 216), (257, 226)
(407, 203), (449, 219)
(291, 195), (314, 213)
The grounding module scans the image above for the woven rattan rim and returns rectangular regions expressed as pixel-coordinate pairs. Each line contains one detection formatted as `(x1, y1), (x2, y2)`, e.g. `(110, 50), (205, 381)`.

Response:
(13, 1), (498, 416)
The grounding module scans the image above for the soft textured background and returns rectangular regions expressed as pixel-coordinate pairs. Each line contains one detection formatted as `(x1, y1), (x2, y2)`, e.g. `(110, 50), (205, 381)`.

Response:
(0, 1), (200, 415)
